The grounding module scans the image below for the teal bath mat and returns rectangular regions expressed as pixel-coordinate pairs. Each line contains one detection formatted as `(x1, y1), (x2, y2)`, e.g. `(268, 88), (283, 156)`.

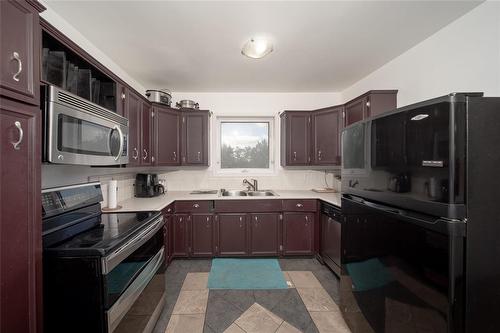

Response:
(208, 258), (288, 289)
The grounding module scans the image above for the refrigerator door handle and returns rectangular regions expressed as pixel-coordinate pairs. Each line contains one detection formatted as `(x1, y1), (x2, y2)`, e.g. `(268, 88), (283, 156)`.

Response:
(346, 196), (465, 236)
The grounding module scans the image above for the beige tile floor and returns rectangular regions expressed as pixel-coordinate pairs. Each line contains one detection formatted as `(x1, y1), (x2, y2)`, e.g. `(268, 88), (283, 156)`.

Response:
(165, 270), (351, 333)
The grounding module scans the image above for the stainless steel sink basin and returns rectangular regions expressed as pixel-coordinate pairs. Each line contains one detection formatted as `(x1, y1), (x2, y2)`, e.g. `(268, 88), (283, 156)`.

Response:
(219, 190), (278, 197)
(220, 190), (248, 197)
(247, 190), (277, 197)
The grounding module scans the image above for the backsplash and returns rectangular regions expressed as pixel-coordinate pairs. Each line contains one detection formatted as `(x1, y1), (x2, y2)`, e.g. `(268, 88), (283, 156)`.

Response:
(45, 166), (341, 208)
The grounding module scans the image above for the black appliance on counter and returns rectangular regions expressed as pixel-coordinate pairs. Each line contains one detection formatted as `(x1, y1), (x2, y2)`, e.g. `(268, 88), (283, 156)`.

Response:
(42, 182), (165, 333)
(135, 173), (165, 198)
(320, 202), (343, 276)
(340, 93), (500, 333)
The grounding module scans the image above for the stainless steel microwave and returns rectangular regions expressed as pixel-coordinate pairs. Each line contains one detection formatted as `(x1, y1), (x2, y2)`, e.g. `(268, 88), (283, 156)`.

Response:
(43, 85), (129, 166)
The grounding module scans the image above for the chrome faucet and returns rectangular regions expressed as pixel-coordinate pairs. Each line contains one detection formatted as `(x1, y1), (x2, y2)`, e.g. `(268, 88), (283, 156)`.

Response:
(243, 179), (258, 191)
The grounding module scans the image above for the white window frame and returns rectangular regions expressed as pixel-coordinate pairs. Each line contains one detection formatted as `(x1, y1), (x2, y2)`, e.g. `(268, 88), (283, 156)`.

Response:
(214, 116), (275, 175)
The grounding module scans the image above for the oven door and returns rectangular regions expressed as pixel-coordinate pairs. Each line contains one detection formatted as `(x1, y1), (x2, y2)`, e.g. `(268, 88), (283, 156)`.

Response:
(340, 196), (465, 333)
(104, 225), (165, 333)
(45, 91), (128, 166)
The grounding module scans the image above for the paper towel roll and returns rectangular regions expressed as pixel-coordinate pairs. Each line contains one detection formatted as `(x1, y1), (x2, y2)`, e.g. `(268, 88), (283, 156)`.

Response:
(108, 180), (118, 209)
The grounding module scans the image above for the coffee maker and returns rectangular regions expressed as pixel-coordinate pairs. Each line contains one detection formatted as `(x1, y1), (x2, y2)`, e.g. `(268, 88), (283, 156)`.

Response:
(135, 173), (165, 197)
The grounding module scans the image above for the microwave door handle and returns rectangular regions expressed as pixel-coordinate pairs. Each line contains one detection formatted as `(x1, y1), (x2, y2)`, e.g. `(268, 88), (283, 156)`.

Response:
(114, 125), (124, 161)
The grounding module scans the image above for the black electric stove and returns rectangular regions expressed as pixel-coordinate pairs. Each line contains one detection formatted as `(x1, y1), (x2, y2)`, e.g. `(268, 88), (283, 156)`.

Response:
(42, 182), (166, 333)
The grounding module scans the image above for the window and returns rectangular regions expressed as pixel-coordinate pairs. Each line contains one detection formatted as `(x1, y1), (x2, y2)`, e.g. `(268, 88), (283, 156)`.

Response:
(215, 117), (274, 174)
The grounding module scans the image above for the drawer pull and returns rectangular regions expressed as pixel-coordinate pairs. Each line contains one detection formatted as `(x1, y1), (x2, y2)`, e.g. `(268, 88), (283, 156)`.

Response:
(296, 203), (303, 208)
(193, 203), (200, 208)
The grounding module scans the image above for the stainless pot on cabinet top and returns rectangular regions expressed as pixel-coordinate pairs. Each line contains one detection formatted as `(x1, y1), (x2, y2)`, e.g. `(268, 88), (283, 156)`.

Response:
(176, 99), (199, 109)
(145, 89), (172, 106)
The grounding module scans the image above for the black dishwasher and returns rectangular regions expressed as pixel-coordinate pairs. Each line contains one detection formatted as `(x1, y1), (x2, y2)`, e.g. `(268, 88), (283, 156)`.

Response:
(320, 202), (342, 276)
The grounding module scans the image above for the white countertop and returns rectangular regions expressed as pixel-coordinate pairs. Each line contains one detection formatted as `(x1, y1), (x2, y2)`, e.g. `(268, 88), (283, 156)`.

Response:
(111, 190), (341, 212)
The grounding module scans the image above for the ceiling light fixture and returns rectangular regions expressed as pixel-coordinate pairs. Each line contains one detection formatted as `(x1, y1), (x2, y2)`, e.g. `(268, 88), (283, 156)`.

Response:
(241, 37), (273, 59)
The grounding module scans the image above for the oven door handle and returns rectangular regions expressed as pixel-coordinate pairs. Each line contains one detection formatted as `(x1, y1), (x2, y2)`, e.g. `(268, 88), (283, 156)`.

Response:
(114, 125), (124, 161)
(107, 246), (164, 333)
(102, 216), (164, 274)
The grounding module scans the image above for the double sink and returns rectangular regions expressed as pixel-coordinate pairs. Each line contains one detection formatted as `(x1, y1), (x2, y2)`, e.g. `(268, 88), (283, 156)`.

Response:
(220, 189), (278, 197)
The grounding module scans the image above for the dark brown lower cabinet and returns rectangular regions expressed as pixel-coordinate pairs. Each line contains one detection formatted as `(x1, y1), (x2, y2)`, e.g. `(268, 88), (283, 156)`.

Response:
(162, 205), (174, 265)
(172, 214), (189, 257)
(191, 214), (214, 257)
(249, 213), (280, 256)
(0, 97), (41, 333)
(283, 212), (315, 255)
(217, 214), (247, 256)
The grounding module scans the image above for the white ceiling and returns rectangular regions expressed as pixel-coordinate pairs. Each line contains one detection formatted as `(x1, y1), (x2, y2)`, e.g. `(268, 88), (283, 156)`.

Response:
(45, 0), (481, 92)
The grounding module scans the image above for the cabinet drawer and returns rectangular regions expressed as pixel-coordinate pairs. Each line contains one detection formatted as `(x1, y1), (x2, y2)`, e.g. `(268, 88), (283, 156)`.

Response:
(283, 199), (317, 212)
(215, 200), (282, 213)
(175, 200), (213, 213)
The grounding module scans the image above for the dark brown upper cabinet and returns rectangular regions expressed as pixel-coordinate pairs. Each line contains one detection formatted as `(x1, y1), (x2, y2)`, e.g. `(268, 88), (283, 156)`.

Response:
(141, 101), (153, 165)
(0, 0), (44, 106)
(182, 110), (210, 166)
(281, 90), (397, 168)
(125, 89), (153, 166)
(1, 97), (42, 333)
(312, 106), (343, 165)
(125, 89), (142, 167)
(152, 107), (209, 167)
(280, 111), (311, 166)
(345, 90), (397, 126)
(154, 105), (181, 166)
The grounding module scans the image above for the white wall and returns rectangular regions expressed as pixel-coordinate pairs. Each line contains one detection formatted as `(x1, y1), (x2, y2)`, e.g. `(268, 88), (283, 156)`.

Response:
(341, 1), (500, 107)
(39, 0), (146, 94)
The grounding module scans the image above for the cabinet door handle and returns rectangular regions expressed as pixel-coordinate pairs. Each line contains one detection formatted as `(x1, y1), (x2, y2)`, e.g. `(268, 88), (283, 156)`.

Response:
(11, 121), (23, 150)
(239, 216), (244, 227)
(305, 215), (309, 226)
(193, 203), (200, 208)
(197, 151), (201, 161)
(11, 52), (22, 82)
(173, 151), (177, 161)
(328, 217), (333, 223)
(143, 149), (148, 160)
(121, 92), (126, 100)
(296, 203), (303, 208)
(318, 150), (322, 160)
(132, 147), (138, 160)
(293, 152), (297, 161)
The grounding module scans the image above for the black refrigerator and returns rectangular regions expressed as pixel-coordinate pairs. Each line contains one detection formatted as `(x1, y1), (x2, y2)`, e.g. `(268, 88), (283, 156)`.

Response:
(340, 93), (500, 333)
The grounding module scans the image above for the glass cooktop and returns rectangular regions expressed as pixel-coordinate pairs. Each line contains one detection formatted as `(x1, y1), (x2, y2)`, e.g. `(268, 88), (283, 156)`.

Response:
(45, 211), (161, 256)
